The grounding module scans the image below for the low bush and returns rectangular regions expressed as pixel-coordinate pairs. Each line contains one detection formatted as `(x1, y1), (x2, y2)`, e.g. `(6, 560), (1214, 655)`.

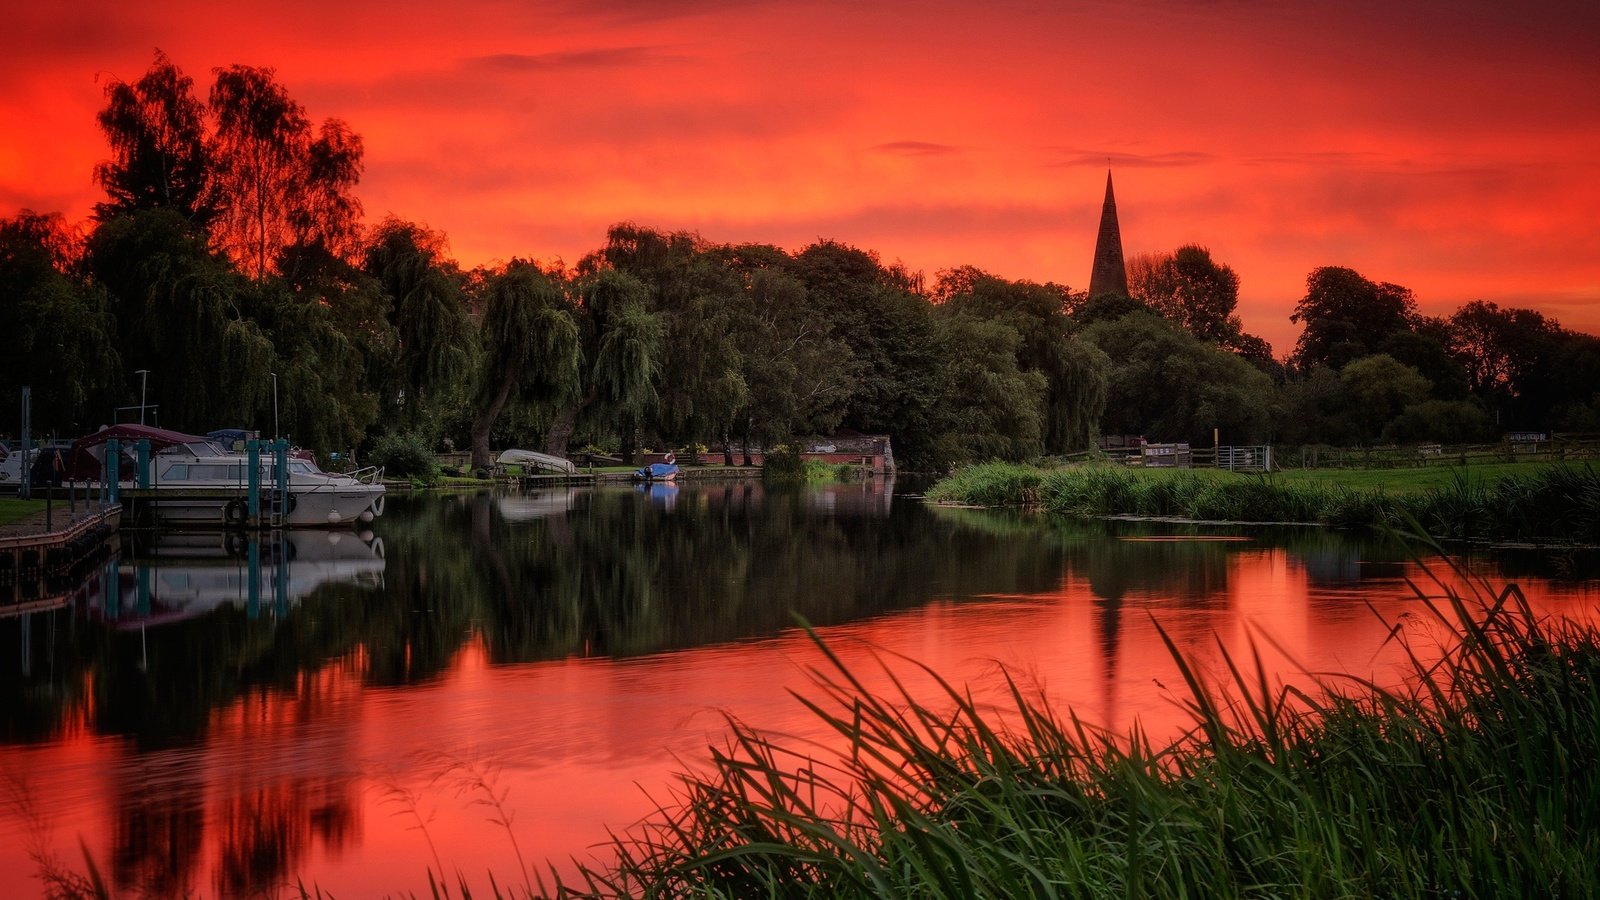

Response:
(368, 432), (436, 483)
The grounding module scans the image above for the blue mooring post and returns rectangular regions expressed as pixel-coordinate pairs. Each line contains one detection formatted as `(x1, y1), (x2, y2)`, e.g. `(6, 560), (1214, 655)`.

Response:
(135, 440), (151, 488)
(275, 533), (289, 615)
(105, 439), (120, 505)
(246, 535), (261, 619)
(275, 439), (289, 525)
(246, 439), (261, 526)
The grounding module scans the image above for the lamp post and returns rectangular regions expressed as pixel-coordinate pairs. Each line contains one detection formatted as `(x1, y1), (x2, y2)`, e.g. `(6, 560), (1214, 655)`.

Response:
(271, 372), (279, 440)
(136, 369), (149, 425)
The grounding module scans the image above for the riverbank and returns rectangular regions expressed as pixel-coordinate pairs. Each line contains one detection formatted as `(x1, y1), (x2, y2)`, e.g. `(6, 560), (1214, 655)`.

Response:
(925, 461), (1600, 544)
(558, 585), (1598, 898)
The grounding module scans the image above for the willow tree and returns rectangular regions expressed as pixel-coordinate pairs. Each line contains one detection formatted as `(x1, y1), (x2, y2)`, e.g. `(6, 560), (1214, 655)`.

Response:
(469, 261), (580, 469)
(0, 212), (121, 433)
(87, 208), (273, 430)
(363, 219), (473, 431)
(543, 268), (663, 459)
(937, 269), (1105, 453)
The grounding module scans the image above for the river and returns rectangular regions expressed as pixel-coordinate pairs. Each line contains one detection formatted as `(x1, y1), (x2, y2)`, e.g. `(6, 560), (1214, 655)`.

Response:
(1, 479), (1596, 897)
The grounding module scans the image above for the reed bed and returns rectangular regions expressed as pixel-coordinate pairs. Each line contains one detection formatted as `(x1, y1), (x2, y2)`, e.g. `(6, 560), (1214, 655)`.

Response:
(551, 576), (1599, 899)
(929, 462), (1600, 543)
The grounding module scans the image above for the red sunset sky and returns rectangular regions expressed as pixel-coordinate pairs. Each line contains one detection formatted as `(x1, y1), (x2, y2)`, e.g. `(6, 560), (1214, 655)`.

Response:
(4, 0), (1598, 354)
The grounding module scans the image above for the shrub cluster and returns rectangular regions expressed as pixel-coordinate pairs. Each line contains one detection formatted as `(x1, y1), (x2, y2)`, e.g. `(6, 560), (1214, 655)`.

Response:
(368, 432), (436, 483)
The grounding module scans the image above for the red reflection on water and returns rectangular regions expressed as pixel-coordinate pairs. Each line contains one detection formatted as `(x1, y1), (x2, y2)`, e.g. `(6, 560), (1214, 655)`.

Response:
(1, 549), (1596, 896)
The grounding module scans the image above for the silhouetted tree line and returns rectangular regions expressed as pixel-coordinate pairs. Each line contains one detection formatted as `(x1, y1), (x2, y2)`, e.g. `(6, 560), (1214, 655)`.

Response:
(4, 51), (1597, 466)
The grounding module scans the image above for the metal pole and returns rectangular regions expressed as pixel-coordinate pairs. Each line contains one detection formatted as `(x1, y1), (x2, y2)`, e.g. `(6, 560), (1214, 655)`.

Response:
(136, 370), (149, 425)
(19, 387), (31, 501)
(271, 372), (279, 440)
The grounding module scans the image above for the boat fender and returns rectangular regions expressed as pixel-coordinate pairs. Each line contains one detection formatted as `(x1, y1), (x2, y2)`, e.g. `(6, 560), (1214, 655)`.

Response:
(224, 499), (247, 527)
(286, 494), (298, 514)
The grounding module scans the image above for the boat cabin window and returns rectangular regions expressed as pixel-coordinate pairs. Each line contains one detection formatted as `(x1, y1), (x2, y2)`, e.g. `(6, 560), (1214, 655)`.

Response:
(289, 461), (317, 474)
(184, 463), (247, 481)
(165, 464), (189, 480)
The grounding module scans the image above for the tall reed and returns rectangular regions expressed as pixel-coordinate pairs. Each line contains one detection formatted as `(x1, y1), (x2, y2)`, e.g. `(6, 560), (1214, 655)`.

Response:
(559, 578), (1600, 898)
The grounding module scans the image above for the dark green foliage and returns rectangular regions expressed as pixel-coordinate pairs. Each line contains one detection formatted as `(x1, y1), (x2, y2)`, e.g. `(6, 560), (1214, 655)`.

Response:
(369, 432), (436, 482)
(1339, 353), (1431, 443)
(931, 463), (1600, 544)
(937, 269), (1108, 455)
(364, 218), (475, 433)
(930, 314), (1048, 462)
(1381, 399), (1495, 444)
(94, 49), (213, 226)
(87, 208), (274, 432)
(1083, 312), (1275, 445)
(924, 463), (1046, 506)
(1290, 266), (1418, 371)
(469, 261), (581, 467)
(761, 446), (804, 480)
(0, 212), (121, 434)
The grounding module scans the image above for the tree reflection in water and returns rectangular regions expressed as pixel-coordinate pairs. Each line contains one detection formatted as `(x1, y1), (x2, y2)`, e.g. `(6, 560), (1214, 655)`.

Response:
(0, 480), (1594, 896)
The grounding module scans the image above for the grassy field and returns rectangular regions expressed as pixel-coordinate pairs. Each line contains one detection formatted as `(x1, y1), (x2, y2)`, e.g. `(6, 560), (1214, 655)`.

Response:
(926, 460), (1600, 543)
(1270, 460), (1569, 494)
(0, 497), (46, 526)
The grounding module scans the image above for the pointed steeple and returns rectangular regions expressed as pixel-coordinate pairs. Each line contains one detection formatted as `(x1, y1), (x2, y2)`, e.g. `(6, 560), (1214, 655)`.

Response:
(1088, 170), (1128, 298)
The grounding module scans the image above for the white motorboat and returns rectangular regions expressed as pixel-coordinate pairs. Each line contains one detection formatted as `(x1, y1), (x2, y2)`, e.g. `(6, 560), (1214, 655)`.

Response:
(98, 530), (386, 628)
(139, 440), (386, 527)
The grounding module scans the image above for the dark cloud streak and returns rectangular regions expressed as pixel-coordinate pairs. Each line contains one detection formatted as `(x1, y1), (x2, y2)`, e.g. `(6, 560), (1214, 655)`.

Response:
(466, 46), (689, 72)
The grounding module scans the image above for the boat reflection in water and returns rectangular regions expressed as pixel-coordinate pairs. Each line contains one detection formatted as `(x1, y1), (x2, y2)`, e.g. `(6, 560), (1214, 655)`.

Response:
(93, 530), (386, 627)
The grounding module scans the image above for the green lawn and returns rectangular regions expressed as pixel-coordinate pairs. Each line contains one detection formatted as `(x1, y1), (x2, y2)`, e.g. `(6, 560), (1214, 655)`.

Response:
(1268, 460), (1571, 495)
(0, 497), (47, 526)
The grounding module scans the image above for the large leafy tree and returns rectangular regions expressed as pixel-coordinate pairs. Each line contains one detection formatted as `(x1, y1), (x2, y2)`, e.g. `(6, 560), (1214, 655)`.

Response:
(251, 279), (380, 454)
(1084, 312), (1275, 444)
(0, 212), (120, 434)
(790, 240), (942, 466)
(469, 261), (581, 468)
(1290, 266), (1417, 371)
(541, 267), (664, 458)
(1339, 354), (1432, 443)
(209, 65), (364, 280)
(94, 50), (213, 225)
(362, 219), (474, 432)
(593, 224), (741, 456)
(1127, 245), (1241, 345)
(930, 314), (1048, 462)
(937, 268), (1106, 453)
(87, 208), (273, 430)
(723, 263), (854, 458)
(1446, 301), (1560, 402)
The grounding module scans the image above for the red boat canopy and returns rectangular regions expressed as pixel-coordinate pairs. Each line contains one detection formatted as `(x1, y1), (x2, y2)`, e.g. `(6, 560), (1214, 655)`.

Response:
(68, 424), (210, 480)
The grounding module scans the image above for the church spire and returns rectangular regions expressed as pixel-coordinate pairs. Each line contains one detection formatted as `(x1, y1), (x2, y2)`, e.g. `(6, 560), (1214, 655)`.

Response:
(1088, 169), (1128, 298)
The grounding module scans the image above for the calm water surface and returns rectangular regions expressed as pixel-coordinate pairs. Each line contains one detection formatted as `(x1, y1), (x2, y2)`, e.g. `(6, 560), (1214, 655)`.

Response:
(2, 479), (1597, 897)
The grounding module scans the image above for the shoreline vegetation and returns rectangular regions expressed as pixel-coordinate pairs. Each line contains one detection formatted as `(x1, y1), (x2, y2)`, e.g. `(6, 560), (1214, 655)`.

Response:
(265, 574), (1596, 899)
(538, 584), (1597, 899)
(23, 482), (1598, 898)
(925, 461), (1600, 545)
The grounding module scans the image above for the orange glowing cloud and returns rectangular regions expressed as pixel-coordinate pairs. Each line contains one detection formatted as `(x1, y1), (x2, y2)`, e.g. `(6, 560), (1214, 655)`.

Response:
(4, 0), (1598, 353)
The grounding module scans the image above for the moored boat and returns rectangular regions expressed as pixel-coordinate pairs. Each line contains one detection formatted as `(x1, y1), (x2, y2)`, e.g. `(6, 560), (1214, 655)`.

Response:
(68, 425), (385, 528)
(633, 452), (678, 482)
